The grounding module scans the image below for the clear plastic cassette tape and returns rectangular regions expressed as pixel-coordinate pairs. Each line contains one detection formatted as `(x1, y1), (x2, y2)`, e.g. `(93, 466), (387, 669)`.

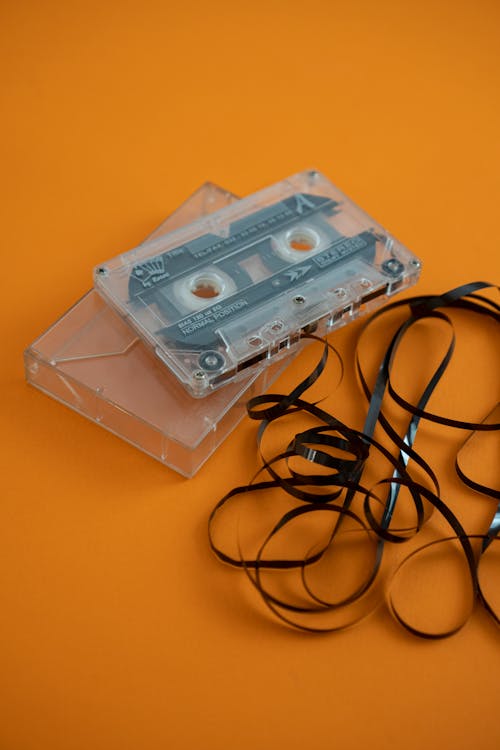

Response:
(25, 183), (296, 477)
(94, 170), (422, 397)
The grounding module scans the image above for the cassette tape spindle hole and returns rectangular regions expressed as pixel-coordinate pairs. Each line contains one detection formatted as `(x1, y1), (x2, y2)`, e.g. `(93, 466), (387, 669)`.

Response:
(286, 227), (319, 252)
(190, 274), (222, 299)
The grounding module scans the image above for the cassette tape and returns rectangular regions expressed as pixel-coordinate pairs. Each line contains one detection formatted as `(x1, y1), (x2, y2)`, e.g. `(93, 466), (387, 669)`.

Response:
(94, 170), (422, 397)
(25, 182), (299, 477)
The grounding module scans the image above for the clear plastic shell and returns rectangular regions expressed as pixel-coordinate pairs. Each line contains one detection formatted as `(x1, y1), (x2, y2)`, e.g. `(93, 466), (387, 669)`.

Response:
(94, 170), (422, 397)
(25, 183), (294, 476)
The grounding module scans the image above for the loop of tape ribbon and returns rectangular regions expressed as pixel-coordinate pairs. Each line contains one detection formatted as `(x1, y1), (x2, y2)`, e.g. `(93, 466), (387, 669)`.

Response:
(208, 282), (499, 638)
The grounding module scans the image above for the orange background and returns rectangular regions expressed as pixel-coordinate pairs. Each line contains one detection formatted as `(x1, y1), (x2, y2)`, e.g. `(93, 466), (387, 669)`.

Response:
(1, 1), (499, 748)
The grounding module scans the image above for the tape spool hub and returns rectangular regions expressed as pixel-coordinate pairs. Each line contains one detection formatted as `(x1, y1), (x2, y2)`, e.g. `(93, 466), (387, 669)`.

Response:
(286, 227), (320, 252)
(274, 224), (322, 262)
(174, 267), (237, 312)
(190, 273), (224, 299)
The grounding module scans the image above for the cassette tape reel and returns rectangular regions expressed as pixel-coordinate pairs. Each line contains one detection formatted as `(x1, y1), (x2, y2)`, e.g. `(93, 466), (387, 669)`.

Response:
(95, 171), (422, 397)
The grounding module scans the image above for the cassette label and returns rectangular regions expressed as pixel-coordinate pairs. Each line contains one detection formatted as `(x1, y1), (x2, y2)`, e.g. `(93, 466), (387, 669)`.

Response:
(94, 171), (422, 396)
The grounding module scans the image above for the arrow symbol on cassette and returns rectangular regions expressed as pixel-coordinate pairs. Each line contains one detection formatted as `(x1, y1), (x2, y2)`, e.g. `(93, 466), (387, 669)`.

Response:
(284, 265), (312, 283)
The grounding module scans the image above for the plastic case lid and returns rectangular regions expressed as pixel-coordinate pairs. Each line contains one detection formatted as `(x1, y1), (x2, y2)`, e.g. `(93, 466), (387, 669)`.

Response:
(25, 183), (297, 477)
(25, 289), (291, 477)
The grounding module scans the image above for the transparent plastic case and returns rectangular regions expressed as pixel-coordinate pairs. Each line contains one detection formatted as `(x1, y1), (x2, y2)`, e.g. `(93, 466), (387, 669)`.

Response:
(94, 170), (422, 397)
(25, 184), (294, 477)
(24, 290), (290, 477)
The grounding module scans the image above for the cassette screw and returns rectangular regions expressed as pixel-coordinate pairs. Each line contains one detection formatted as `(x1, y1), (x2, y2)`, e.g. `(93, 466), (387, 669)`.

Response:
(96, 266), (109, 277)
(381, 258), (404, 277)
(203, 354), (219, 368)
(410, 259), (421, 269)
(293, 295), (306, 305)
(333, 287), (347, 298)
(193, 370), (206, 381)
(198, 350), (225, 372)
(360, 278), (371, 289)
